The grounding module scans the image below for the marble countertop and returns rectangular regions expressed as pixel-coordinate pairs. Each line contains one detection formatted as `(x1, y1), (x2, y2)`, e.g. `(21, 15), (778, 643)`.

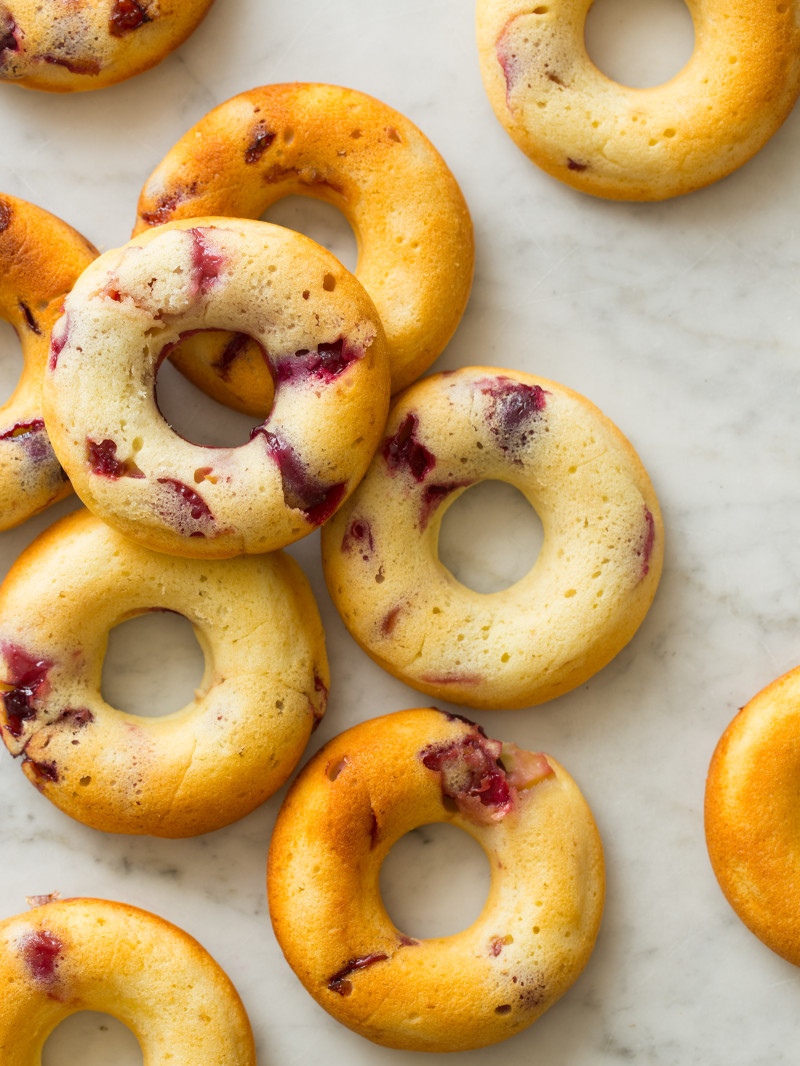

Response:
(3, 1), (800, 1063)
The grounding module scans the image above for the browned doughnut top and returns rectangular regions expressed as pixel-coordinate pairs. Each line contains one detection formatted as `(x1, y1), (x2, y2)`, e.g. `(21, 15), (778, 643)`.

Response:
(0, 0), (215, 92)
(477, 0), (800, 200)
(0, 194), (97, 530)
(706, 665), (800, 966)
(0, 897), (256, 1063)
(134, 83), (474, 408)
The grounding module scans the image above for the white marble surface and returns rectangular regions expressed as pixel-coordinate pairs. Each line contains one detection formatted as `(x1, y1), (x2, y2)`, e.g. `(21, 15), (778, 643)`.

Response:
(2, 0), (800, 1062)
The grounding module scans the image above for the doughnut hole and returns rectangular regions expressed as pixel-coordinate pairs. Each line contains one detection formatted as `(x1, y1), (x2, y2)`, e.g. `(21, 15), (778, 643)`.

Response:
(0, 318), (21, 405)
(584, 0), (695, 88)
(379, 822), (491, 938)
(101, 611), (206, 718)
(261, 195), (359, 274)
(438, 480), (544, 593)
(43, 1012), (142, 1065)
(154, 350), (267, 446)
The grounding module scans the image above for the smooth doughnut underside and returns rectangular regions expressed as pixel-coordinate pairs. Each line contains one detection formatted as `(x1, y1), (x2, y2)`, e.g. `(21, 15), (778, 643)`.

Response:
(0, 0), (216, 92)
(0, 897), (256, 1063)
(321, 367), (663, 709)
(0, 194), (97, 529)
(133, 82), (474, 403)
(705, 665), (800, 967)
(0, 509), (329, 836)
(476, 0), (800, 200)
(42, 217), (390, 558)
(268, 708), (605, 1052)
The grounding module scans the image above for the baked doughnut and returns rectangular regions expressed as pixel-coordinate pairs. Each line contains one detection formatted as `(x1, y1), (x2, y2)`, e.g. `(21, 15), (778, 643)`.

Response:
(268, 708), (604, 1052)
(0, 508), (329, 837)
(705, 665), (800, 966)
(476, 0), (800, 200)
(134, 82), (474, 406)
(0, 0), (215, 93)
(0, 194), (96, 530)
(0, 897), (256, 1063)
(321, 367), (663, 709)
(42, 217), (390, 559)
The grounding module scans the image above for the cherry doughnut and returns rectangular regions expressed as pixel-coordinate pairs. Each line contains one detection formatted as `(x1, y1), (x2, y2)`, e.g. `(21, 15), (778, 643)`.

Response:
(321, 367), (663, 709)
(134, 83), (474, 407)
(0, 508), (329, 837)
(0, 897), (256, 1063)
(42, 217), (390, 559)
(0, 194), (96, 530)
(0, 0), (215, 92)
(476, 0), (800, 200)
(268, 708), (604, 1052)
(705, 664), (800, 966)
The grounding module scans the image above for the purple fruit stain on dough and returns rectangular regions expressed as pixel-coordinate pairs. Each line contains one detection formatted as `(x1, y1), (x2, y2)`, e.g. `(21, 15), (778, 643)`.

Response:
(244, 123), (276, 163)
(0, 14), (18, 57)
(481, 378), (546, 457)
(18, 302), (40, 334)
(251, 427), (346, 524)
(275, 338), (362, 385)
(86, 438), (144, 480)
(156, 478), (215, 536)
(21, 930), (62, 983)
(421, 730), (514, 822)
(189, 229), (225, 294)
(419, 479), (474, 530)
(48, 314), (70, 370)
(342, 518), (374, 560)
(639, 506), (655, 578)
(109, 0), (150, 36)
(0, 200), (11, 230)
(1, 644), (52, 738)
(139, 182), (199, 227)
(328, 953), (389, 995)
(383, 413), (435, 481)
(496, 21), (523, 103)
(42, 54), (102, 76)
(213, 333), (258, 380)
(26, 758), (59, 788)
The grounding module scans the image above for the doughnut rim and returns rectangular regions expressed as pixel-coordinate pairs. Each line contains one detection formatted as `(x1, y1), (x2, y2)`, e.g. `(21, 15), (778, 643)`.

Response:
(476, 0), (800, 201)
(0, 0), (216, 93)
(0, 897), (256, 1063)
(705, 664), (800, 967)
(268, 708), (604, 1052)
(321, 366), (664, 709)
(0, 194), (97, 530)
(42, 217), (390, 559)
(0, 508), (329, 837)
(133, 82), (474, 403)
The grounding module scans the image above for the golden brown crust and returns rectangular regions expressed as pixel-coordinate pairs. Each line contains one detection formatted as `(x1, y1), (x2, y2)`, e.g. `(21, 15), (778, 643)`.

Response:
(0, 0), (216, 93)
(268, 708), (604, 1052)
(0, 194), (97, 530)
(705, 665), (800, 965)
(0, 508), (329, 836)
(134, 83), (474, 403)
(476, 0), (800, 200)
(42, 217), (390, 558)
(321, 367), (663, 709)
(0, 897), (256, 1063)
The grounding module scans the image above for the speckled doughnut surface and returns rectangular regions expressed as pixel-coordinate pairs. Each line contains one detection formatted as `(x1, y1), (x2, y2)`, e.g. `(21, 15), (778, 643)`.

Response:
(705, 665), (800, 966)
(42, 217), (390, 558)
(0, 194), (97, 530)
(476, 0), (800, 200)
(321, 367), (663, 709)
(0, 0), (215, 92)
(268, 708), (604, 1052)
(0, 508), (329, 837)
(0, 897), (256, 1064)
(133, 82), (474, 406)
